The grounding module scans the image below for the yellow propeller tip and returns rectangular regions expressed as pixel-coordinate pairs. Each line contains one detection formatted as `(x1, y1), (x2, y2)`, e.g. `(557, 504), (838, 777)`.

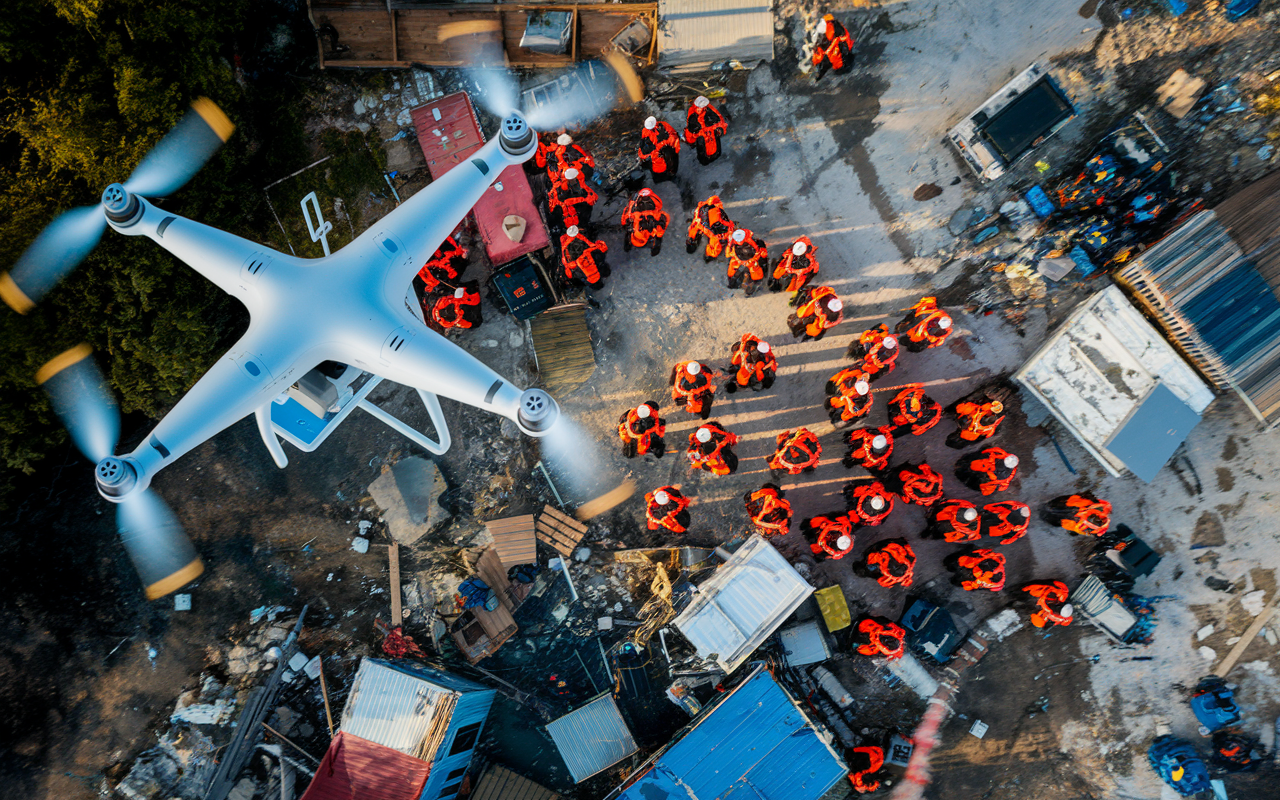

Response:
(145, 558), (205, 600)
(0, 273), (34, 314)
(35, 343), (94, 385)
(192, 98), (235, 142)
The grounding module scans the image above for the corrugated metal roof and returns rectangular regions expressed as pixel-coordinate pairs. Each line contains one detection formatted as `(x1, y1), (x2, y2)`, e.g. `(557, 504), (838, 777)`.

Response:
(339, 659), (485, 759)
(472, 764), (561, 800)
(673, 535), (813, 674)
(1014, 285), (1212, 478)
(610, 665), (846, 800)
(657, 0), (774, 69)
(546, 693), (639, 783)
(298, 732), (430, 800)
(777, 620), (831, 667)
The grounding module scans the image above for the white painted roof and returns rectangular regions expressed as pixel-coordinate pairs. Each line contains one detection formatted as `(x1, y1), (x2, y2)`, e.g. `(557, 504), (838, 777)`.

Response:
(658, 0), (775, 69)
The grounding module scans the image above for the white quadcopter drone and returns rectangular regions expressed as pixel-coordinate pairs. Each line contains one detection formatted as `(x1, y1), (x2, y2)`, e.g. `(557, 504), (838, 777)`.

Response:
(2, 98), (561, 600)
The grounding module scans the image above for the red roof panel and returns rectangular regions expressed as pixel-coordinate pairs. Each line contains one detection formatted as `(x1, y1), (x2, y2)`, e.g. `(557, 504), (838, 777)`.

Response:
(299, 732), (430, 800)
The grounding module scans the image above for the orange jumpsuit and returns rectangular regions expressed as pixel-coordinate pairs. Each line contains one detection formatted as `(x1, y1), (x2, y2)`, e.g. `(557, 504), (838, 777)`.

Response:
(745, 485), (792, 537)
(845, 481), (894, 526)
(645, 487), (691, 533)
(769, 428), (822, 474)
(791, 286), (843, 341)
(729, 334), (777, 389)
(770, 236), (819, 294)
(687, 422), (739, 475)
(686, 196), (735, 260)
(621, 189), (669, 252)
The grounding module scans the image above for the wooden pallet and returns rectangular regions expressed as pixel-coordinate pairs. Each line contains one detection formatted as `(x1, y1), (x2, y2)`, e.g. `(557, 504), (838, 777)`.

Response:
(485, 514), (538, 568)
(530, 303), (595, 396)
(535, 504), (587, 558)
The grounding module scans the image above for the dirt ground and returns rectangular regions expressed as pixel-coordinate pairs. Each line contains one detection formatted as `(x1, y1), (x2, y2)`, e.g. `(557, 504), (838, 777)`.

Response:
(6, 1), (1280, 799)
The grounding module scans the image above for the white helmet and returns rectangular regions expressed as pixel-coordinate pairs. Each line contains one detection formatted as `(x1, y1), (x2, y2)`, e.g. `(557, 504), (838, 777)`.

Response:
(454, 287), (465, 298)
(732, 229), (746, 243)
(854, 380), (870, 395)
(962, 507), (977, 521)
(1004, 454), (1020, 469)
(869, 496), (885, 511)
(882, 335), (898, 349)
(636, 404), (651, 418)
(564, 167), (580, 180)
(757, 341), (770, 354)
(939, 316), (953, 329)
(644, 116), (657, 130)
(696, 427), (712, 443)
(686, 361), (701, 375)
(557, 133), (573, 146)
(654, 490), (670, 505)
(836, 535), (852, 550)
(872, 435), (887, 449)
(792, 242), (807, 256)
(828, 299), (843, 312)
(694, 95), (710, 109)
(1016, 505), (1030, 518)
(817, 18), (827, 35)
(566, 225), (580, 237)
(1060, 603), (1074, 619)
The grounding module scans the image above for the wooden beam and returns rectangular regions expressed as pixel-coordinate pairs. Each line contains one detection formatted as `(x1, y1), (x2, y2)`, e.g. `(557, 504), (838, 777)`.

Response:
(389, 543), (402, 624)
(390, 9), (399, 63)
(318, 661), (335, 737)
(1214, 592), (1279, 677)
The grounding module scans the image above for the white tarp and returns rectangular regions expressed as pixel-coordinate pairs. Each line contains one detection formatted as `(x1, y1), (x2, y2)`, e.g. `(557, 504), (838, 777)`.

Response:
(658, 0), (774, 69)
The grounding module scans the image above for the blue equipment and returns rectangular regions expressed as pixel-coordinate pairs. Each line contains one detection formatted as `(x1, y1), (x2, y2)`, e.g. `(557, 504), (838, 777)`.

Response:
(1147, 735), (1211, 796)
(1190, 675), (1241, 734)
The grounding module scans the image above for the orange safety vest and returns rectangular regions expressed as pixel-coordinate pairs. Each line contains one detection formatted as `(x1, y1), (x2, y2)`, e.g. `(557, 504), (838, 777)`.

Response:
(548, 142), (596, 178)
(769, 428), (822, 473)
(772, 236), (819, 292)
(983, 501), (1030, 544)
(645, 488), (690, 533)
(622, 191), (670, 247)
(797, 286), (843, 337)
(638, 121), (680, 174)
(966, 447), (1017, 495)
(896, 462), (944, 506)
(618, 404), (665, 454)
(959, 549), (1006, 591)
(848, 481), (894, 525)
(548, 172), (598, 228)
(808, 514), (855, 559)
(687, 197), (735, 258)
(856, 618), (905, 660)
(1057, 495), (1112, 536)
(746, 488), (792, 536)
(671, 362), (718, 414)
(432, 289), (481, 329)
(846, 426), (893, 471)
(955, 400), (1005, 441)
(727, 229), (768, 281)
(934, 499), (981, 542)
(828, 367), (873, 421)
(688, 424), (738, 475)
(848, 746), (884, 794)
(889, 387), (942, 435)
(684, 101), (727, 157)
(865, 540), (915, 588)
(560, 232), (608, 284)
(858, 326), (899, 377)
(1023, 581), (1072, 627)
(730, 334), (777, 385)
(814, 17), (855, 72)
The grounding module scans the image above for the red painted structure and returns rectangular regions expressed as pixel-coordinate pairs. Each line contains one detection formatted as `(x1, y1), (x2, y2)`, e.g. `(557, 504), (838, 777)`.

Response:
(299, 731), (431, 800)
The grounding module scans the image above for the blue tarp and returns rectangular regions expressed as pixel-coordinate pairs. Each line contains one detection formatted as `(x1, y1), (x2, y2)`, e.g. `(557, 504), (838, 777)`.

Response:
(612, 666), (846, 800)
(1181, 261), (1280, 371)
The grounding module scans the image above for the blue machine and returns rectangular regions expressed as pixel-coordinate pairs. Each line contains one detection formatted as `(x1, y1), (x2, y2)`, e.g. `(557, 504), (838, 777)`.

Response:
(1148, 735), (1211, 797)
(1190, 675), (1241, 734)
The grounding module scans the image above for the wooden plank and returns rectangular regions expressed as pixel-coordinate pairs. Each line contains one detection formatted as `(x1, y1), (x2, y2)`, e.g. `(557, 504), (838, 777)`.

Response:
(389, 543), (402, 624)
(1214, 592), (1279, 677)
(536, 521), (582, 546)
(542, 504), (587, 532)
(535, 524), (579, 551)
(390, 9), (399, 61)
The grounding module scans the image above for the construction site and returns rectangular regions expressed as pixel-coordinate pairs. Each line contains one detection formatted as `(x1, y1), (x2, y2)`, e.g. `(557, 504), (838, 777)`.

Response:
(5, 1), (1280, 800)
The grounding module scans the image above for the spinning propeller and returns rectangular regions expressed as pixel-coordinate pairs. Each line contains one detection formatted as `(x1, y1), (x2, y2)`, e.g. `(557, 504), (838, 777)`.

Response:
(0, 98), (234, 314)
(37, 345), (203, 599)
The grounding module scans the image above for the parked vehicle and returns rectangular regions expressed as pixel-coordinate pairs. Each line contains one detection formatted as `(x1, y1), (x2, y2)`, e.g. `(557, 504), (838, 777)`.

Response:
(900, 598), (964, 665)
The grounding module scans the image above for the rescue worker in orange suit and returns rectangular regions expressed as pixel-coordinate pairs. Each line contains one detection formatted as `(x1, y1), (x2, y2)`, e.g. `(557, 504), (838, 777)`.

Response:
(432, 284), (483, 330)
(686, 195), (735, 262)
(684, 95), (728, 165)
(688, 422), (739, 475)
(638, 115), (680, 182)
(769, 236), (819, 302)
(948, 398), (1006, 448)
(858, 538), (916, 588)
(1042, 492), (1111, 536)
(727, 334), (777, 393)
(532, 132), (556, 173)
(670, 360), (719, 419)
(950, 547), (1007, 592)
(896, 296), (954, 352)
(956, 447), (1019, 495)
(826, 367), (873, 426)
(621, 188), (669, 256)
(1211, 732), (1259, 772)
(617, 401), (666, 459)
(928, 498), (981, 542)
(726, 227), (769, 296)
(885, 461), (944, 508)
(843, 426), (894, 472)
(803, 512), (855, 561)
(744, 483), (792, 537)
(854, 617), (906, 660)
(416, 234), (468, 294)
(844, 480), (894, 526)
(846, 325), (899, 381)
(812, 15), (856, 82)
(982, 500), (1031, 544)
(769, 428), (822, 475)
(645, 486), (691, 534)
(847, 746), (885, 794)
(1021, 581), (1073, 628)
(887, 386), (943, 436)
(789, 286), (843, 341)
(547, 133), (596, 181)
(547, 167), (597, 230)
(559, 226), (609, 290)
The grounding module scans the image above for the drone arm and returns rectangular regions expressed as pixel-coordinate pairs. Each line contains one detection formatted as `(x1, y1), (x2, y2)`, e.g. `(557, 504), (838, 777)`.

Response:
(355, 388), (451, 455)
(254, 404), (289, 468)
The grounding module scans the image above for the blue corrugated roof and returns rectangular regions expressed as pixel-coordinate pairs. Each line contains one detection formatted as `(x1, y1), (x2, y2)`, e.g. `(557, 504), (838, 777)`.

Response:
(611, 666), (846, 800)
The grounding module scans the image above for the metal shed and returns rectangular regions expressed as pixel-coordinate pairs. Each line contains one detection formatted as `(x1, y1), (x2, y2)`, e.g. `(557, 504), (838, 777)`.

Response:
(1014, 285), (1214, 480)
(605, 665), (847, 800)
(672, 535), (813, 674)
(657, 0), (774, 71)
(545, 693), (639, 783)
(299, 731), (431, 800)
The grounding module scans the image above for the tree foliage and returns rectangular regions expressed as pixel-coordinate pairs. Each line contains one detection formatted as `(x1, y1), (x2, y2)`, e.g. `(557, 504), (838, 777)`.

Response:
(0, 0), (313, 505)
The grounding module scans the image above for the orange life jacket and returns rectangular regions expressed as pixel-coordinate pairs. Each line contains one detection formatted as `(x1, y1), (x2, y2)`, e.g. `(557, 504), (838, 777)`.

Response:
(548, 141), (595, 178)
(848, 746), (884, 794)
(1023, 581), (1072, 627)
(432, 289), (481, 329)
(856, 618), (905, 660)
(671, 362), (718, 413)
(746, 487), (792, 536)
(814, 17), (855, 72)
(983, 501), (1030, 544)
(548, 171), (598, 228)
(687, 197), (735, 257)
(622, 191), (669, 247)
(828, 367), (873, 420)
(417, 234), (467, 292)
(727, 229), (768, 281)
(645, 487), (690, 532)
(966, 447), (1017, 495)
(934, 499), (981, 542)
(889, 387), (942, 435)
(797, 286), (842, 337)
(896, 462), (944, 506)
(688, 423), (738, 475)
(638, 121), (680, 174)
(618, 403), (665, 455)
(848, 481), (894, 526)
(772, 236), (819, 292)
(769, 428), (822, 473)
(683, 101), (727, 156)
(730, 334), (777, 385)
(1057, 495), (1112, 536)
(846, 426), (894, 471)
(859, 326), (899, 377)
(865, 540), (916, 588)
(560, 231), (608, 284)
(955, 400), (1005, 441)
(958, 549), (1006, 591)
(808, 514), (855, 559)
